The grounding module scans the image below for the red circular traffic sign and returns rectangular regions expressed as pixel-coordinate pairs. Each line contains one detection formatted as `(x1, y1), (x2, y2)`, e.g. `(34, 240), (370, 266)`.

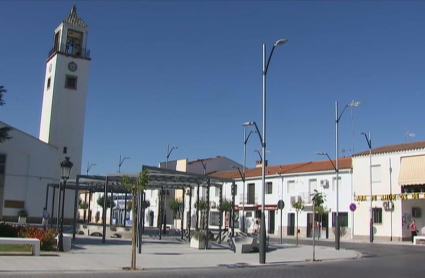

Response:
(349, 203), (357, 212)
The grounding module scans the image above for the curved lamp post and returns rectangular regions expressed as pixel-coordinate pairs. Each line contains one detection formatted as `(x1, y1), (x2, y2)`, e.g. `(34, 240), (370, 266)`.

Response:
(333, 100), (358, 250)
(260, 38), (287, 264)
(241, 122), (258, 232)
(165, 144), (178, 170)
(360, 132), (373, 243)
(86, 162), (96, 175)
(59, 157), (73, 252)
(118, 155), (130, 173)
(163, 144), (178, 234)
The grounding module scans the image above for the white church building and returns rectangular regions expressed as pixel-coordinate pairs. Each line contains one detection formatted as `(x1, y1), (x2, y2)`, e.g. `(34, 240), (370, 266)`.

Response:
(0, 6), (90, 223)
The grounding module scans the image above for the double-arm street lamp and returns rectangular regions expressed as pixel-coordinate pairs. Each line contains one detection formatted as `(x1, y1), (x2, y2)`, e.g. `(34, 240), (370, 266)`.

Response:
(259, 38), (287, 264)
(331, 100), (359, 250)
(360, 131), (373, 243)
(118, 155), (130, 173)
(59, 157), (73, 252)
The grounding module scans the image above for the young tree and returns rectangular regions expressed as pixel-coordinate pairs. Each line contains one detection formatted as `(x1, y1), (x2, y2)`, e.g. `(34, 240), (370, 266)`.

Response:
(96, 195), (115, 210)
(194, 198), (208, 229)
(121, 169), (149, 270)
(0, 86), (12, 143)
(217, 198), (233, 213)
(169, 198), (183, 219)
(291, 199), (304, 246)
(311, 189), (326, 261)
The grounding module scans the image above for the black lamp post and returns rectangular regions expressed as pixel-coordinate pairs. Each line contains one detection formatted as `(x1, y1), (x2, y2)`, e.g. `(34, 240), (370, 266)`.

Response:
(59, 157), (73, 252)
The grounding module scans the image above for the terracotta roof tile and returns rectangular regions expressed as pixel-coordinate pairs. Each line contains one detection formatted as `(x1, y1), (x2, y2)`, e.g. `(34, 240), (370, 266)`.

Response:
(210, 157), (352, 180)
(353, 140), (425, 157)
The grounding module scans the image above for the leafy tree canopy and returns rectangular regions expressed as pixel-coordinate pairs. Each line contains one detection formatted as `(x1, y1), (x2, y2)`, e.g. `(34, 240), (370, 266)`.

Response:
(169, 198), (183, 213)
(194, 198), (208, 211)
(97, 195), (115, 209)
(291, 199), (304, 212)
(217, 199), (233, 212)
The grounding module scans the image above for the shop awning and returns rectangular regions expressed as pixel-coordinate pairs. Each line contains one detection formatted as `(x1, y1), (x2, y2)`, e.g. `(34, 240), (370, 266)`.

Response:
(399, 155), (425, 186)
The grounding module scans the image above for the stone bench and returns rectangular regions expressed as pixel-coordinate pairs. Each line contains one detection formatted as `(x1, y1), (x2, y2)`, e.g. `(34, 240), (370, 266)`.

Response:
(413, 235), (425, 245)
(0, 237), (40, 255)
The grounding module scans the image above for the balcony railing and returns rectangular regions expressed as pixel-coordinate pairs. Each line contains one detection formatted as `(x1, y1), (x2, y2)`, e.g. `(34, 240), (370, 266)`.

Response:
(238, 194), (258, 205)
(48, 43), (91, 59)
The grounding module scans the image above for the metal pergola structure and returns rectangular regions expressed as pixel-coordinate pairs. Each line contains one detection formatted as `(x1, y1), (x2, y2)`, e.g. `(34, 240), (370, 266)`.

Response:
(45, 165), (235, 247)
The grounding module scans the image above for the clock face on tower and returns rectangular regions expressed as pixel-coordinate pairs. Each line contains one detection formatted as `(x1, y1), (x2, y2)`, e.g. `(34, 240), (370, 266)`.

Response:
(68, 62), (77, 72)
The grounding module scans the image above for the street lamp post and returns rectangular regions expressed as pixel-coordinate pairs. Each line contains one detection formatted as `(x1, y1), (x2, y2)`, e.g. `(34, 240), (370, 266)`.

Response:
(361, 132), (373, 243)
(316, 151), (339, 246)
(349, 100), (360, 155)
(118, 155), (130, 173)
(260, 38), (287, 264)
(163, 144), (178, 234)
(254, 149), (263, 163)
(86, 162), (96, 175)
(332, 100), (357, 250)
(59, 157), (73, 252)
(241, 123), (258, 233)
(165, 144), (178, 170)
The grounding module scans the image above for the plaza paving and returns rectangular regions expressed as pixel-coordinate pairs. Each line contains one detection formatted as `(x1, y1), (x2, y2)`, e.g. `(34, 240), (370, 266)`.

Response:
(0, 233), (361, 273)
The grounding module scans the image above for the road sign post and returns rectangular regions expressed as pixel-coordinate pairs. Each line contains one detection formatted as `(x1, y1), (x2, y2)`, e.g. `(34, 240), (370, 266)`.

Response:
(277, 200), (285, 244)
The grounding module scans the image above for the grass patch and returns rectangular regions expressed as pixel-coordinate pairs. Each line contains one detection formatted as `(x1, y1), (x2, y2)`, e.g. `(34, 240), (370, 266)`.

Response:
(0, 244), (32, 252)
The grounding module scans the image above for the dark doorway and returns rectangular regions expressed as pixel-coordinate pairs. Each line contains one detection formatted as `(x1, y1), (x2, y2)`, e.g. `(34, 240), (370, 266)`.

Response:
(247, 184), (255, 204)
(307, 212), (329, 239)
(268, 210), (275, 234)
(287, 213), (295, 236)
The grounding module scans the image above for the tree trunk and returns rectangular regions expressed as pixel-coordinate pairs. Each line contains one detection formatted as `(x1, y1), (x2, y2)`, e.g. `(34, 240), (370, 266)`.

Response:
(296, 212), (299, 246)
(312, 207), (316, 261)
(131, 194), (137, 269)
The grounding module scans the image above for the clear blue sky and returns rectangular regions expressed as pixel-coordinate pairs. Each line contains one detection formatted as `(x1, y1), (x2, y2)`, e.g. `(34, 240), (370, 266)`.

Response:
(1, 1), (424, 175)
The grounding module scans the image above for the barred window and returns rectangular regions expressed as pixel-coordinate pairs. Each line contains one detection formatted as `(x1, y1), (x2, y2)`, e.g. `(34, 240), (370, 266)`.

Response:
(373, 208), (383, 224)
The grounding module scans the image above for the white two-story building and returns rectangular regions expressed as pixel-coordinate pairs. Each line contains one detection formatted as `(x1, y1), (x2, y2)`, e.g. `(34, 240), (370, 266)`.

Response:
(211, 157), (353, 240)
(352, 140), (425, 241)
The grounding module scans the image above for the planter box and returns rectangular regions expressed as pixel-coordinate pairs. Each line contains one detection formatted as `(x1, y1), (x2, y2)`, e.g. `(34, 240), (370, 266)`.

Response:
(18, 217), (27, 224)
(190, 238), (212, 249)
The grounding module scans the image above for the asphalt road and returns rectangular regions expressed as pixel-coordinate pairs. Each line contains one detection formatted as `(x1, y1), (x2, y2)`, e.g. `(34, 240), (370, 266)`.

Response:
(1, 239), (424, 278)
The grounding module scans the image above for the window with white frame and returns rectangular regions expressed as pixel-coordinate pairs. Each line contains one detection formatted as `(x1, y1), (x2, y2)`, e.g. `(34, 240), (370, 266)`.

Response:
(287, 180), (296, 193)
(210, 211), (221, 226)
(215, 186), (220, 197)
(266, 182), (273, 194)
(309, 179), (317, 195)
(332, 176), (342, 191)
(372, 165), (381, 183)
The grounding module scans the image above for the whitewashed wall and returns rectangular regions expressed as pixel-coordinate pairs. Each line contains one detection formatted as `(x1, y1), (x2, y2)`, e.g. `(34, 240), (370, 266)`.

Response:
(352, 149), (425, 241)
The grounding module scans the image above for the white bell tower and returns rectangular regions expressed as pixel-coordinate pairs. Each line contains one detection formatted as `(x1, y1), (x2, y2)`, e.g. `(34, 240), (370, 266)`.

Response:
(39, 5), (91, 177)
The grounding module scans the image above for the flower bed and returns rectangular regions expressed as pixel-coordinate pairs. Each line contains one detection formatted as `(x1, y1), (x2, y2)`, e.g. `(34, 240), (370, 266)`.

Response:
(18, 227), (59, 251)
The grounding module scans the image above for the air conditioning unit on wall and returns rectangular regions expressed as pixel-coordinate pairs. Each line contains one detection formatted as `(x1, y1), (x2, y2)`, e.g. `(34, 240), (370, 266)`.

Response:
(383, 201), (394, 211)
(320, 179), (329, 188)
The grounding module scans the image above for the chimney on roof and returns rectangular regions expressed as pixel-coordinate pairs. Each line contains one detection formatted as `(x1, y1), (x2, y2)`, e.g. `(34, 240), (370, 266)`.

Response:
(255, 160), (268, 168)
